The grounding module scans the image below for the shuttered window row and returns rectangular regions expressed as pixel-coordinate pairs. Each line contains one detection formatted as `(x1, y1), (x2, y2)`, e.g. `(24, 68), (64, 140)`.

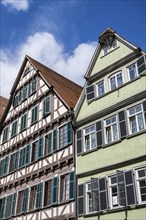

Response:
(78, 167), (146, 216)
(86, 55), (146, 102)
(0, 122), (72, 178)
(0, 172), (75, 219)
(77, 101), (146, 155)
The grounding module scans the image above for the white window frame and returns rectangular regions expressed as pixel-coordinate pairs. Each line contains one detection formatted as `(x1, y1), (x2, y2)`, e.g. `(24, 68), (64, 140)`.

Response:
(127, 63), (138, 81)
(127, 104), (145, 135)
(104, 115), (119, 144)
(108, 175), (119, 209)
(83, 124), (96, 151)
(86, 182), (92, 214)
(96, 80), (105, 97)
(103, 40), (118, 56)
(109, 71), (123, 91)
(135, 167), (146, 204)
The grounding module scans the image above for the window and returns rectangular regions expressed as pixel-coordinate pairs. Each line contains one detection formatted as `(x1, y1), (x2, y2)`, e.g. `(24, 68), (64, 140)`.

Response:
(109, 175), (119, 208)
(19, 145), (30, 168)
(109, 71), (123, 90)
(97, 80), (105, 97)
(59, 123), (72, 148)
(52, 176), (59, 204)
(11, 119), (18, 137)
(13, 92), (19, 107)
(23, 85), (28, 101)
(2, 126), (9, 143)
(31, 105), (38, 124)
(45, 129), (57, 155)
(20, 113), (27, 131)
(0, 156), (9, 177)
(103, 46), (109, 55)
(28, 77), (37, 96)
(104, 115), (119, 143)
(9, 151), (19, 173)
(127, 63), (138, 81)
(16, 188), (29, 214)
(43, 96), (51, 117)
(84, 124), (96, 151)
(0, 197), (6, 219)
(60, 174), (70, 202)
(44, 180), (52, 207)
(31, 138), (43, 162)
(136, 167), (146, 203)
(4, 193), (16, 218)
(128, 104), (145, 134)
(103, 40), (118, 55)
(29, 182), (43, 210)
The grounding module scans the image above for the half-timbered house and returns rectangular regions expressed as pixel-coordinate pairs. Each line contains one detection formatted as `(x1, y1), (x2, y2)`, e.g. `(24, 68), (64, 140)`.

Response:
(0, 55), (82, 220)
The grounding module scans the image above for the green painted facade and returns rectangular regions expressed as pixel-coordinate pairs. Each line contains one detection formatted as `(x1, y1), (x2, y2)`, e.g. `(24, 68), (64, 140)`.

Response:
(75, 29), (146, 220)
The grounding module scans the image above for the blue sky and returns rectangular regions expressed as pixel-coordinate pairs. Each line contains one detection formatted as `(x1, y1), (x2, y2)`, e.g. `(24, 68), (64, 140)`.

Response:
(0, 0), (146, 98)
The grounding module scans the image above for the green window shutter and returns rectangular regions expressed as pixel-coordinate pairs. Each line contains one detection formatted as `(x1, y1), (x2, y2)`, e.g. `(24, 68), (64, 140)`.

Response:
(4, 156), (9, 176)
(4, 194), (13, 218)
(67, 122), (72, 144)
(43, 96), (50, 117)
(25, 144), (30, 164)
(52, 176), (58, 204)
(32, 78), (37, 93)
(19, 148), (25, 168)
(22, 188), (29, 213)
(46, 132), (52, 155)
(69, 171), (75, 200)
(2, 126), (9, 143)
(35, 182), (43, 209)
(31, 106), (38, 124)
(38, 137), (43, 159)
(53, 129), (58, 152)
(0, 197), (6, 219)
(14, 151), (19, 170)
(11, 192), (17, 216)
(0, 160), (3, 177)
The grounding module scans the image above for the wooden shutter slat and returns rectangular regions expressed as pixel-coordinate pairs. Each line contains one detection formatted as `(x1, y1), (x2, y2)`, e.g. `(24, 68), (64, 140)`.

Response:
(91, 178), (99, 212)
(69, 171), (75, 200)
(137, 55), (146, 74)
(67, 122), (73, 145)
(99, 177), (108, 211)
(86, 84), (95, 102)
(124, 170), (136, 206)
(117, 171), (126, 206)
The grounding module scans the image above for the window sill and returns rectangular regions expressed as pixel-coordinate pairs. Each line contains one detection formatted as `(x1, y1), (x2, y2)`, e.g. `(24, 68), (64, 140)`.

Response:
(127, 129), (146, 139)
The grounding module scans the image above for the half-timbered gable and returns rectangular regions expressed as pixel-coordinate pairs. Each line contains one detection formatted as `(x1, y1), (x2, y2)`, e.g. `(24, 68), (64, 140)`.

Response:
(0, 55), (82, 220)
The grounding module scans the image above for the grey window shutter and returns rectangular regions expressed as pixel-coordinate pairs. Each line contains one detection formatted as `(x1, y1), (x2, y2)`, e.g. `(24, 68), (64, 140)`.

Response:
(96, 121), (103, 147)
(143, 100), (146, 123)
(52, 176), (58, 204)
(53, 129), (58, 152)
(67, 122), (73, 144)
(86, 84), (95, 102)
(137, 55), (146, 75)
(124, 170), (136, 206)
(22, 188), (29, 213)
(78, 184), (85, 215)
(69, 171), (75, 200)
(77, 129), (83, 155)
(46, 132), (52, 155)
(118, 110), (127, 139)
(99, 177), (108, 211)
(91, 178), (99, 212)
(117, 171), (126, 206)
(14, 151), (19, 170)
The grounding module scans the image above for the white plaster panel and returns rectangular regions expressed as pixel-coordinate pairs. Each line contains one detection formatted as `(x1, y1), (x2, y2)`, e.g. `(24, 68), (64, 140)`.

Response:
(58, 106), (67, 115)
(40, 79), (45, 87)
(43, 159), (48, 167)
(54, 111), (59, 119)
(70, 145), (73, 154)
(45, 209), (52, 218)
(53, 207), (57, 216)
(42, 85), (49, 93)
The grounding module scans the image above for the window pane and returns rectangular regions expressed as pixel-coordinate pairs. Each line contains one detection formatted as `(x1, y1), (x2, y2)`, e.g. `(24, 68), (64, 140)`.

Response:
(98, 81), (104, 96)
(91, 133), (96, 149)
(129, 64), (137, 80)
(117, 72), (123, 87)
(130, 116), (137, 133)
(110, 76), (116, 90)
(113, 124), (118, 140)
(137, 113), (144, 131)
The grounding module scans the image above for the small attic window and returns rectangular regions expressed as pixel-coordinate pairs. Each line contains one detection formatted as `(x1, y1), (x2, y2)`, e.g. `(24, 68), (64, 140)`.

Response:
(24, 66), (31, 76)
(103, 40), (118, 56)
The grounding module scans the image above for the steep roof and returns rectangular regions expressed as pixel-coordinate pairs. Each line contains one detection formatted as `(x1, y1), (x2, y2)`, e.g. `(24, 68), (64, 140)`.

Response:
(0, 96), (8, 120)
(27, 56), (82, 109)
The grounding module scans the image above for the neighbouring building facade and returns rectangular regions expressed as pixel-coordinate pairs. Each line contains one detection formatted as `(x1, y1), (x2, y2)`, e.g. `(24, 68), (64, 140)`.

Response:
(0, 56), (82, 220)
(75, 28), (146, 220)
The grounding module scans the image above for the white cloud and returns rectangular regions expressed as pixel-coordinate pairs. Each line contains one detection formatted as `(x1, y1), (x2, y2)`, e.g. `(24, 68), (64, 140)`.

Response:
(2, 0), (29, 11)
(0, 32), (96, 98)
